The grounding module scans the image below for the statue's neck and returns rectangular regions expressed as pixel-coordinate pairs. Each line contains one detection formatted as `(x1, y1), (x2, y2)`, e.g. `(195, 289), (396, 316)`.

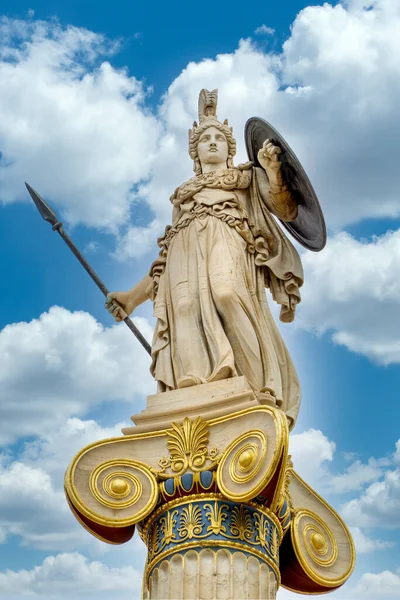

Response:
(200, 162), (227, 174)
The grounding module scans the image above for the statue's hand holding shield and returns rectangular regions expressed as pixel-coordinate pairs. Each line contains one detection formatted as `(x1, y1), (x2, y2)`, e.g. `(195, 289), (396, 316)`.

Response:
(257, 138), (284, 186)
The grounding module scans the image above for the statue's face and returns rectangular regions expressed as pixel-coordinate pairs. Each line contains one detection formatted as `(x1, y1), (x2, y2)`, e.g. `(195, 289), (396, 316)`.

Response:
(197, 126), (229, 167)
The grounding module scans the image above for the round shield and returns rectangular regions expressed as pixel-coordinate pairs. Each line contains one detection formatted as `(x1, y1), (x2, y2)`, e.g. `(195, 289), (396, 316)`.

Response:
(245, 117), (326, 252)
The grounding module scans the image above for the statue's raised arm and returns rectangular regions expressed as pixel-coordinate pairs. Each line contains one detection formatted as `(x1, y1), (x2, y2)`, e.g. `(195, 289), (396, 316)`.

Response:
(107, 89), (326, 431)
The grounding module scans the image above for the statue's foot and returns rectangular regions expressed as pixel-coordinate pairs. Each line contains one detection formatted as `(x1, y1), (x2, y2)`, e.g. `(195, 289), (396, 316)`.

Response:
(177, 374), (203, 388)
(208, 365), (235, 383)
(258, 388), (277, 407)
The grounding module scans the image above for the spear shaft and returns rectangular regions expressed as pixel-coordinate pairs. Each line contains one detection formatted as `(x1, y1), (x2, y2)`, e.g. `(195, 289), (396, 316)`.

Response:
(25, 183), (152, 356)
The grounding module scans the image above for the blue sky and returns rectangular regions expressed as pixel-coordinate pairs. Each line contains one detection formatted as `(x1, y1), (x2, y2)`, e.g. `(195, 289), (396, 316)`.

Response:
(0, 0), (400, 598)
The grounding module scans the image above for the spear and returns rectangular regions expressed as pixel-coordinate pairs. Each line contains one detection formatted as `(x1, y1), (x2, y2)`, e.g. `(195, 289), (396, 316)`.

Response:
(25, 183), (151, 356)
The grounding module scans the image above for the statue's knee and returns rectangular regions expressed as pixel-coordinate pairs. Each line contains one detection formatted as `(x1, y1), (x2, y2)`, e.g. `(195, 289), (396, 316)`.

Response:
(175, 296), (196, 318)
(213, 283), (237, 310)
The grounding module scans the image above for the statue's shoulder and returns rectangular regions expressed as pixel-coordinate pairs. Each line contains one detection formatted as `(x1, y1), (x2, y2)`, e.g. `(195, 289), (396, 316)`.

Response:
(170, 175), (202, 205)
(237, 161), (254, 172)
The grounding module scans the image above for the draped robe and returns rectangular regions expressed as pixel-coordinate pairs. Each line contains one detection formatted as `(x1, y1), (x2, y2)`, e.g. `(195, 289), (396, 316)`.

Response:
(147, 165), (304, 429)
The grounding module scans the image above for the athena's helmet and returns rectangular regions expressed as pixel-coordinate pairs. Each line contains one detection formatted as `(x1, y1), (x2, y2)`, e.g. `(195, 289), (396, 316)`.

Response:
(189, 89), (237, 175)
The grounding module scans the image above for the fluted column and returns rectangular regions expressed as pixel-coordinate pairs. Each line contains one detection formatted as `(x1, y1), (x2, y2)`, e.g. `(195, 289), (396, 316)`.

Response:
(145, 549), (277, 600)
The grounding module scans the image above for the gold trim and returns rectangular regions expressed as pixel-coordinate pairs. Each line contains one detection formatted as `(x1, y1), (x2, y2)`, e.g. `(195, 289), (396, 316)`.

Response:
(204, 501), (229, 535)
(306, 528), (327, 557)
(90, 464), (142, 509)
(106, 475), (131, 498)
(66, 459), (158, 527)
(65, 405), (284, 490)
(158, 416), (220, 477)
(140, 493), (283, 542)
(237, 446), (257, 472)
(290, 470), (356, 586)
(145, 540), (281, 587)
(65, 406), (289, 529)
(299, 512), (338, 567)
(310, 531), (327, 553)
(291, 509), (351, 587)
(217, 416), (283, 502)
(268, 412), (289, 513)
(275, 455), (293, 531)
(229, 435), (265, 483)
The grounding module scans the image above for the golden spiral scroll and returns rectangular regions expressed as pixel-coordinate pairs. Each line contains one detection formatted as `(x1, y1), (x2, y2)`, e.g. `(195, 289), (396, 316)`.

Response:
(90, 464), (143, 510)
(66, 458), (158, 528)
(291, 509), (352, 588)
(217, 430), (271, 502)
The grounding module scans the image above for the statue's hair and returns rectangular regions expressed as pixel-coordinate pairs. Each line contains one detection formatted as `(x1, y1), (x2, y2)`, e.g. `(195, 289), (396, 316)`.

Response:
(188, 90), (237, 175)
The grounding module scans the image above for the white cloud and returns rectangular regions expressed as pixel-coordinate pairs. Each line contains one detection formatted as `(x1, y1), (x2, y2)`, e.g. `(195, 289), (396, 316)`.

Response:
(254, 24), (275, 35)
(20, 417), (128, 490)
(394, 440), (400, 464)
(289, 428), (335, 487)
(0, 17), (160, 231)
(341, 461), (400, 529)
(290, 431), (400, 554)
(280, 0), (400, 228)
(3, 1), (400, 256)
(289, 427), (387, 495)
(0, 418), (131, 551)
(298, 230), (400, 364)
(0, 306), (154, 445)
(330, 457), (390, 493)
(116, 0), (400, 258)
(3, 0), (396, 259)
(0, 458), (83, 551)
(114, 218), (162, 261)
(340, 438), (400, 531)
(355, 568), (400, 597)
(349, 527), (394, 554)
(0, 552), (142, 598)
(83, 240), (100, 254)
(0, 526), (7, 544)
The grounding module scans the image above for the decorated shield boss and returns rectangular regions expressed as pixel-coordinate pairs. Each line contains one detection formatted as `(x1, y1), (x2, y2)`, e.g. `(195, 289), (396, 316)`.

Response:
(245, 117), (326, 252)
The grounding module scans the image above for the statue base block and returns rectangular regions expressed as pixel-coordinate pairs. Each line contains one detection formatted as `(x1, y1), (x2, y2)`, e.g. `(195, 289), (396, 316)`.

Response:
(123, 376), (259, 434)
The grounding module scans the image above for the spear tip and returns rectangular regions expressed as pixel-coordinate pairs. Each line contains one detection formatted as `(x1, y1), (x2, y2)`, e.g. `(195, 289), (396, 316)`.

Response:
(25, 183), (59, 226)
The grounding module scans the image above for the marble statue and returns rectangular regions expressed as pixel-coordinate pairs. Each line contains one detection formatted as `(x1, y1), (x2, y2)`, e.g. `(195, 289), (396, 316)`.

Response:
(106, 89), (304, 429)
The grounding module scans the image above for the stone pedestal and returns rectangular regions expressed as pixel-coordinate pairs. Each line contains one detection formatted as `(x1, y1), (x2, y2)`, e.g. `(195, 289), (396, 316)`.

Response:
(65, 378), (355, 599)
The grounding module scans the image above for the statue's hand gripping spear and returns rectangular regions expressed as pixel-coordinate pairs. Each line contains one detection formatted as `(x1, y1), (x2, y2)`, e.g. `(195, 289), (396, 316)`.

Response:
(25, 183), (151, 356)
